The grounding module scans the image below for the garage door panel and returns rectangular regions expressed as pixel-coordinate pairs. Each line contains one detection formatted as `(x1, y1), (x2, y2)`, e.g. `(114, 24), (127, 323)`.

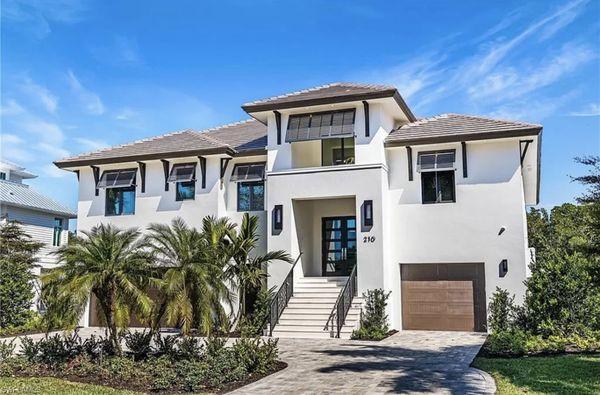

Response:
(401, 263), (486, 332)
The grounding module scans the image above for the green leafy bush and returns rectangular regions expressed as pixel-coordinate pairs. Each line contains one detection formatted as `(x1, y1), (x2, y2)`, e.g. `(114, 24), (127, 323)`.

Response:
(351, 289), (391, 341)
(153, 332), (178, 358)
(123, 330), (153, 360)
(485, 329), (600, 356)
(0, 339), (15, 361)
(488, 288), (517, 333)
(0, 222), (42, 329)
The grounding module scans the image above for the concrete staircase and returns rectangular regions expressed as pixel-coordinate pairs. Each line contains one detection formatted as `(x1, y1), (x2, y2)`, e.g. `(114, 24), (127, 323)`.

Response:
(271, 277), (363, 339)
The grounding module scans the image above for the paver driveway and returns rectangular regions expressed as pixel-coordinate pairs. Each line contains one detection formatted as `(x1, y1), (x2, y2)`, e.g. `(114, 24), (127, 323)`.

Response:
(231, 331), (495, 394)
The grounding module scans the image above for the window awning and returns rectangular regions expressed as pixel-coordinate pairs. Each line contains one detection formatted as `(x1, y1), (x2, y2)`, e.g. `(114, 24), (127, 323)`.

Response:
(96, 169), (137, 189)
(167, 163), (196, 183)
(230, 163), (266, 182)
(286, 109), (355, 142)
(417, 151), (455, 172)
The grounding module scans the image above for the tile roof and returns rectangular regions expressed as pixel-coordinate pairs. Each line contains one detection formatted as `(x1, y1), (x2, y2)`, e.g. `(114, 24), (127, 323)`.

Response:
(54, 119), (267, 168)
(241, 83), (415, 119)
(0, 180), (76, 218)
(385, 113), (542, 146)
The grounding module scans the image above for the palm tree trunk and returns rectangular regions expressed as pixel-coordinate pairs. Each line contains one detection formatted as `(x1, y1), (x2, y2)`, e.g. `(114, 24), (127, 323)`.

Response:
(105, 286), (122, 356)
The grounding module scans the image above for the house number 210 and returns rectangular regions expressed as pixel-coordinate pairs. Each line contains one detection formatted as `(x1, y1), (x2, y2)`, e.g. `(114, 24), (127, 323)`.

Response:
(363, 236), (376, 243)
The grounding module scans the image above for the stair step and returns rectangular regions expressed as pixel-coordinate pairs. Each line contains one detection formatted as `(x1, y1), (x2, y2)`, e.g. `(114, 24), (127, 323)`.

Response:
(289, 296), (338, 302)
(278, 319), (328, 326)
(279, 313), (358, 320)
(271, 331), (332, 339)
(274, 324), (354, 332)
(294, 282), (344, 288)
(292, 288), (342, 293)
(297, 277), (348, 283)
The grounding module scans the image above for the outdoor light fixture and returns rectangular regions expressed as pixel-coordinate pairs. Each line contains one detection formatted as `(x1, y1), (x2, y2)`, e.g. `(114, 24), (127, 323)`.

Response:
(499, 259), (508, 277)
(273, 205), (283, 232)
(363, 200), (373, 227)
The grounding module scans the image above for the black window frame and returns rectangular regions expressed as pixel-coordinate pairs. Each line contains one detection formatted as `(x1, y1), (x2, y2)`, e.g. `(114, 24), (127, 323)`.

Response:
(105, 185), (136, 216)
(168, 163), (197, 201)
(321, 137), (356, 166)
(230, 162), (266, 182)
(0, 172), (5, 180)
(237, 181), (264, 212)
(175, 180), (195, 201)
(421, 170), (456, 204)
(52, 217), (63, 247)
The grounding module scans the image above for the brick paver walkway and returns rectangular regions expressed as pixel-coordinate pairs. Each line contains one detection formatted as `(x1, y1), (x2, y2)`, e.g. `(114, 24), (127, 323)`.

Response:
(231, 331), (495, 394)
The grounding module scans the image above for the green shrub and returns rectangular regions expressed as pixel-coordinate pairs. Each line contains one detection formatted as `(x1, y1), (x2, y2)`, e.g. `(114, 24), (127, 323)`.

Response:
(177, 336), (203, 360)
(123, 330), (153, 360)
(0, 222), (43, 329)
(486, 329), (529, 356)
(204, 336), (226, 357)
(0, 339), (15, 361)
(488, 287), (517, 333)
(0, 313), (44, 337)
(351, 289), (390, 341)
(154, 332), (178, 358)
(231, 337), (278, 375)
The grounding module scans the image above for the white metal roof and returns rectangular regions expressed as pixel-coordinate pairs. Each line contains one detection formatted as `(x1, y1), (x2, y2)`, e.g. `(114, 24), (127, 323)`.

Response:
(0, 180), (76, 218)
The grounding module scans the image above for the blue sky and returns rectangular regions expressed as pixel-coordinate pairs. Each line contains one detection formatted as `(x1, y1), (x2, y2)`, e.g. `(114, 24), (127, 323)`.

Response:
(1, 0), (599, 216)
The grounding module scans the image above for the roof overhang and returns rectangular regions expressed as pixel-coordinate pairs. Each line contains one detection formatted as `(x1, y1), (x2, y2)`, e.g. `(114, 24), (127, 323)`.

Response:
(243, 89), (416, 123)
(384, 127), (542, 147)
(2, 201), (76, 219)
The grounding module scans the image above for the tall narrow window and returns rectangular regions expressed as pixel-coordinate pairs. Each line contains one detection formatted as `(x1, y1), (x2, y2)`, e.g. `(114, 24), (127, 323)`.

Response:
(0, 172), (5, 180)
(418, 151), (456, 204)
(97, 169), (137, 215)
(168, 163), (196, 201)
(237, 181), (264, 212)
(322, 138), (355, 166)
(52, 218), (63, 246)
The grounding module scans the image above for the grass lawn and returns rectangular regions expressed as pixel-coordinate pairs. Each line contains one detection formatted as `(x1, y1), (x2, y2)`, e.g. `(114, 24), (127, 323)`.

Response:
(473, 354), (600, 395)
(0, 377), (142, 395)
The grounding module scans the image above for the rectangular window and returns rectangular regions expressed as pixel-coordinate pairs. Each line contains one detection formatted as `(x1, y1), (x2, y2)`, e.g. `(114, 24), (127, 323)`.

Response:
(286, 109), (355, 142)
(237, 181), (264, 212)
(176, 181), (195, 201)
(322, 138), (355, 166)
(52, 218), (63, 246)
(421, 171), (455, 204)
(97, 169), (137, 189)
(168, 163), (196, 201)
(105, 186), (136, 215)
(230, 163), (266, 182)
(417, 150), (455, 172)
(0, 172), (5, 180)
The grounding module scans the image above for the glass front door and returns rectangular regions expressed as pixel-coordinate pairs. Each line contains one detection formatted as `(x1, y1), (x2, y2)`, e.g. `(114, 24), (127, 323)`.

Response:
(322, 216), (357, 276)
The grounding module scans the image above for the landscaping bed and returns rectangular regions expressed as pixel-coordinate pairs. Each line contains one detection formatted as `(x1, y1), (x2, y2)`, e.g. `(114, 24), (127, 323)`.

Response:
(0, 331), (286, 394)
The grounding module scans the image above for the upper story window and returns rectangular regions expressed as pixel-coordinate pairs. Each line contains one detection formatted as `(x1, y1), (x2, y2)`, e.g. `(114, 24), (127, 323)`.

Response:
(168, 163), (196, 201)
(286, 109), (355, 142)
(0, 172), (5, 180)
(418, 151), (456, 204)
(97, 169), (137, 215)
(231, 162), (266, 212)
(322, 138), (355, 166)
(52, 218), (63, 246)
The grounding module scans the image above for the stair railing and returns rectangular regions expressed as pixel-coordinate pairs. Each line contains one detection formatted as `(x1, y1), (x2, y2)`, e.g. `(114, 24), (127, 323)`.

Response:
(323, 264), (358, 338)
(263, 252), (303, 336)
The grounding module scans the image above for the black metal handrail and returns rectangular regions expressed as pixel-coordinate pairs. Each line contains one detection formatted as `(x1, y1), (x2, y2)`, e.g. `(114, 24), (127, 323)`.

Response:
(263, 252), (303, 336)
(323, 264), (358, 338)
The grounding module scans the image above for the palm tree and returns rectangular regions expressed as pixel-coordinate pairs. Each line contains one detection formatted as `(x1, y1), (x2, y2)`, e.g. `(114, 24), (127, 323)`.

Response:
(145, 217), (233, 335)
(226, 213), (293, 325)
(42, 224), (156, 355)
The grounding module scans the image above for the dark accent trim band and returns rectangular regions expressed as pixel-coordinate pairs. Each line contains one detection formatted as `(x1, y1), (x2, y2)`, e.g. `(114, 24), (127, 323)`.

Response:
(385, 127), (542, 147)
(161, 160), (170, 191)
(461, 142), (468, 178)
(242, 89), (417, 122)
(198, 156), (206, 189)
(91, 165), (100, 196)
(406, 146), (413, 181)
(137, 161), (146, 193)
(362, 101), (370, 138)
(274, 110), (282, 145)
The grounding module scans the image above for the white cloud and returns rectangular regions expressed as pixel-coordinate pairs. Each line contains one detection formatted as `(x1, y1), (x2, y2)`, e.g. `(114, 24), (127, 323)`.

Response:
(114, 107), (138, 121)
(21, 119), (65, 143)
(0, 99), (25, 116)
(36, 142), (70, 158)
(569, 103), (600, 117)
(66, 70), (105, 115)
(41, 163), (67, 178)
(20, 77), (58, 114)
(0, 133), (25, 145)
(74, 137), (108, 151)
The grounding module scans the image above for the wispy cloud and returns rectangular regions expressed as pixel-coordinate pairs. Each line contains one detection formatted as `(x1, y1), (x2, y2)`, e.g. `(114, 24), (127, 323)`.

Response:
(114, 107), (138, 121)
(66, 70), (105, 115)
(19, 77), (58, 113)
(2, 0), (88, 39)
(569, 103), (600, 117)
(74, 137), (108, 151)
(91, 36), (143, 66)
(0, 99), (25, 116)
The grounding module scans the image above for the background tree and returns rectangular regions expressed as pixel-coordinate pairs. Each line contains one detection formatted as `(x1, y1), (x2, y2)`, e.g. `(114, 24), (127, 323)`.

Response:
(0, 221), (42, 328)
(145, 217), (232, 335)
(43, 224), (155, 354)
(226, 213), (292, 325)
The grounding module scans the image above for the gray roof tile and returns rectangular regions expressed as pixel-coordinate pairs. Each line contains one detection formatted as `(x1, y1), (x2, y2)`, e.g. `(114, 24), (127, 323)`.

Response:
(0, 180), (76, 218)
(385, 113), (542, 146)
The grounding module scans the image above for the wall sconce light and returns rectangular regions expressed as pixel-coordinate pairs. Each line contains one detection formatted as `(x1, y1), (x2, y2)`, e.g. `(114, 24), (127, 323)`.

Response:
(273, 205), (283, 232)
(499, 259), (508, 277)
(363, 200), (373, 228)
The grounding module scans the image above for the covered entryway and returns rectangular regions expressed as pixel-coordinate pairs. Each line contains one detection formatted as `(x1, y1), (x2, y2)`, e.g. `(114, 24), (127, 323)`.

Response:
(401, 263), (486, 332)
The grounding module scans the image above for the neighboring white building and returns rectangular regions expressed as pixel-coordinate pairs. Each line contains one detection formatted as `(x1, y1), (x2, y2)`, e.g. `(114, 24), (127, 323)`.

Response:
(0, 160), (76, 310)
(55, 83), (541, 337)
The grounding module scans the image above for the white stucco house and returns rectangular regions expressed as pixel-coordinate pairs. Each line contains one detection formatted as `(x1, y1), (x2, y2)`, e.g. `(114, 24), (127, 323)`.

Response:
(54, 83), (541, 338)
(0, 160), (76, 311)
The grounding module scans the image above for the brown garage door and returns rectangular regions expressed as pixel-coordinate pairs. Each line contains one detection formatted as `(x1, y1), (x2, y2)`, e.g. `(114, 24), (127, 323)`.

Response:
(401, 263), (486, 332)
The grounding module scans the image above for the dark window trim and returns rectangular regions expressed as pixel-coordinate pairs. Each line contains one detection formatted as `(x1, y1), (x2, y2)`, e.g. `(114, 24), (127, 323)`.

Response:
(321, 137), (355, 166)
(168, 162), (197, 182)
(421, 170), (456, 204)
(237, 180), (265, 212)
(175, 180), (196, 201)
(97, 168), (138, 189)
(104, 185), (136, 216)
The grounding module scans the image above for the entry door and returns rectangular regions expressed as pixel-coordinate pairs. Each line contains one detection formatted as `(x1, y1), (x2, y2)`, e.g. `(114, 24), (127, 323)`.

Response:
(322, 217), (356, 277)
